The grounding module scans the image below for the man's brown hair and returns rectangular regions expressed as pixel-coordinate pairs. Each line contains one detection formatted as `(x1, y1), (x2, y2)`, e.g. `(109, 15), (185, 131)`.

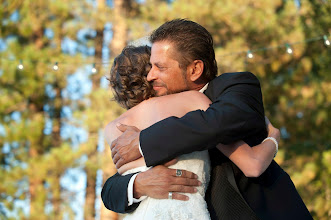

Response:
(149, 18), (217, 81)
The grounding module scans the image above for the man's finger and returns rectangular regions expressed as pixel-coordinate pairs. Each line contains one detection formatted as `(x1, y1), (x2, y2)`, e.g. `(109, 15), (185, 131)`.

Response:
(112, 151), (120, 165)
(111, 145), (118, 158)
(110, 139), (117, 150)
(171, 169), (198, 179)
(116, 123), (131, 132)
(115, 158), (126, 169)
(171, 192), (189, 201)
(172, 177), (201, 186)
(163, 159), (178, 167)
(168, 185), (198, 194)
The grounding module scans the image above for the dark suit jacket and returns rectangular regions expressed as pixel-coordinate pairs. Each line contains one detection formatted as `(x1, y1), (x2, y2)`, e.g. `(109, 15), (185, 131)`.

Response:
(101, 72), (312, 220)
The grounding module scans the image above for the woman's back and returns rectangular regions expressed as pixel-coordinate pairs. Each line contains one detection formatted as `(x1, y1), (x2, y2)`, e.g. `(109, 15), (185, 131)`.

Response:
(105, 90), (211, 145)
(105, 90), (212, 220)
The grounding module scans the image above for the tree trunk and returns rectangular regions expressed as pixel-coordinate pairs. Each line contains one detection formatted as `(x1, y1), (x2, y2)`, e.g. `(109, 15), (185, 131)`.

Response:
(51, 173), (62, 219)
(49, 23), (64, 218)
(83, 1), (107, 218)
(28, 25), (48, 219)
(28, 148), (46, 219)
(100, 146), (118, 220)
(86, 1), (132, 219)
(84, 159), (97, 220)
(110, 0), (132, 57)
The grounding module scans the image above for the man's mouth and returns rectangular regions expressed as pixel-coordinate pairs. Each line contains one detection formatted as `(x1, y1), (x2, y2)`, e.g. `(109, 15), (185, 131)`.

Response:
(153, 86), (163, 90)
(152, 83), (165, 90)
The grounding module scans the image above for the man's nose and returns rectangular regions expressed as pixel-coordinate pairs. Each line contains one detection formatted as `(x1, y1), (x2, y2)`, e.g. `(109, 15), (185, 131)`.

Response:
(147, 66), (157, 82)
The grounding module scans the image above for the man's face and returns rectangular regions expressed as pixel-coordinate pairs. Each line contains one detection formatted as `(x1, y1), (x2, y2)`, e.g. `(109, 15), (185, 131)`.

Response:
(147, 41), (190, 96)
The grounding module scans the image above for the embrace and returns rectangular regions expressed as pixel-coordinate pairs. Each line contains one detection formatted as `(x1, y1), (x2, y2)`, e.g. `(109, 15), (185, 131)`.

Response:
(101, 19), (312, 220)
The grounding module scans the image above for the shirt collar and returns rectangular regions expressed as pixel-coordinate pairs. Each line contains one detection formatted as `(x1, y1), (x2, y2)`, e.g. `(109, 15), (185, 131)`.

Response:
(199, 83), (209, 93)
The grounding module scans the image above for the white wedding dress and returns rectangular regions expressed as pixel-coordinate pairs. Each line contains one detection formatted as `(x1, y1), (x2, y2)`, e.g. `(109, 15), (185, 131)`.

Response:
(123, 150), (211, 220)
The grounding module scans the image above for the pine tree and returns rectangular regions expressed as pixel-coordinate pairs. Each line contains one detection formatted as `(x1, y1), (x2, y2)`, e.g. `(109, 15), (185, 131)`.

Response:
(1, 0), (329, 219)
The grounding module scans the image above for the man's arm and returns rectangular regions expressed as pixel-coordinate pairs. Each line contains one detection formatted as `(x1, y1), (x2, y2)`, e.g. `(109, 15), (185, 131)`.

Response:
(111, 72), (266, 168)
(105, 120), (279, 213)
(101, 161), (200, 213)
(141, 72), (267, 166)
(101, 172), (139, 213)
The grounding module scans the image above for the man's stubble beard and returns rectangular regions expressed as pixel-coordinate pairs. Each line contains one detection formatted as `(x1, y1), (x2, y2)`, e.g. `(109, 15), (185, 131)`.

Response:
(156, 69), (190, 97)
(155, 83), (190, 97)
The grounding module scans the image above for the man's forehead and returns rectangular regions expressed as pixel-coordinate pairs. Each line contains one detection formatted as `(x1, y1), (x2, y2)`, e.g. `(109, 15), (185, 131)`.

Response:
(150, 41), (180, 63)
(151, 41), (172, 53)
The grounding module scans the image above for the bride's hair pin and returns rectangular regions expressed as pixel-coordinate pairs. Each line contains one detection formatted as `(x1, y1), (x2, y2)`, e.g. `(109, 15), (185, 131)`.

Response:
(128, 36), (151, 47)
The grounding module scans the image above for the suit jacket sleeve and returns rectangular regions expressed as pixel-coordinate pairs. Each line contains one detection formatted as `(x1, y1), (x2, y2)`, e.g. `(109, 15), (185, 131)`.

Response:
(101, 172), (140, 213)
(140, 72), (267, 167)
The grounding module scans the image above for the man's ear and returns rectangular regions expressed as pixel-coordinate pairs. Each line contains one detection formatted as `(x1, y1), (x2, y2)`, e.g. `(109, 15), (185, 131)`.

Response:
(188, 60), (204, 82)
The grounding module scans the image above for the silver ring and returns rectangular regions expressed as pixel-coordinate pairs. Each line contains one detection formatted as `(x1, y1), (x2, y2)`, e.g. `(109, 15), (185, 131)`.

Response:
(176, 169), (182, 177)
(168, 192), (173, 200)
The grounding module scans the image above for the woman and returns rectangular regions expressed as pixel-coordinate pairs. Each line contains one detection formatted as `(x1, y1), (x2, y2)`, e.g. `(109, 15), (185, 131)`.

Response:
(105, 45), (279, 219)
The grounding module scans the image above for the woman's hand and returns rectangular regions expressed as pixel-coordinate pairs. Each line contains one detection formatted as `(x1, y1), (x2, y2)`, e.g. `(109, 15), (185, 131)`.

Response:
(265, 116), (280, 143)
(216, 117), (280, 177)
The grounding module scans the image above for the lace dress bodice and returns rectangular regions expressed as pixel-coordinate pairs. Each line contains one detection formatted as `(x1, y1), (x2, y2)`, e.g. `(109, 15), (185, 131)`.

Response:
(123, 150), (211, 220)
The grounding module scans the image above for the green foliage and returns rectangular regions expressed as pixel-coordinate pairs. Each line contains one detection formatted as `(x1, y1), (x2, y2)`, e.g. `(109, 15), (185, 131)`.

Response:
(0, 0), (117, 218)
(0, 0), (330, 219)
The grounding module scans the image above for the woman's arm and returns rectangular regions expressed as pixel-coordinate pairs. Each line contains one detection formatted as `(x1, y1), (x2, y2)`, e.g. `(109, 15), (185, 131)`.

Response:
(217, 118), (280, 177)
(105, 121), (146, 175)
(117, 157), (146, 175)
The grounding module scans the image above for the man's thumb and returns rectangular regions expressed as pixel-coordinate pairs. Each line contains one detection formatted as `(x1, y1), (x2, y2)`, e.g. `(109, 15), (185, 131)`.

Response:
(116, 123), (128, 132)
(163, 159), (178, 167)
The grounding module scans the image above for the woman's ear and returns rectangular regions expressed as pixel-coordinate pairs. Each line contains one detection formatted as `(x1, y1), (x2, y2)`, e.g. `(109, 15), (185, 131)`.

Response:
(189, 60), (204, 82)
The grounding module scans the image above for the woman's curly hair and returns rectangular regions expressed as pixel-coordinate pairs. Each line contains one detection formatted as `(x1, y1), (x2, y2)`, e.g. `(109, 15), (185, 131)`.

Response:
(108, 45), (155, 109)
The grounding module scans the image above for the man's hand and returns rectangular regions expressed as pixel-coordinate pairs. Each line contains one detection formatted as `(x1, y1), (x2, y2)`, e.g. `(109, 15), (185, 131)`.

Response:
(111, 123), (141, 169)
(133, 159), (201, 201)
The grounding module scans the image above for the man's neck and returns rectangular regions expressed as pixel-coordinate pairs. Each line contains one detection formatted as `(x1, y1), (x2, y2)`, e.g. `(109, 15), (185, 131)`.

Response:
(190, 82), (208, 92)
(189, 77), (209, 92)
(199, 83), (209, 93)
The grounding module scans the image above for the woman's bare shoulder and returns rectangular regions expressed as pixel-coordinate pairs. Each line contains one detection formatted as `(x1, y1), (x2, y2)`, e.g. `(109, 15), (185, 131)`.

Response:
(151, 90), (210, 103)
(144, 91), (212, 118)
(178, 90), (210, 100)
(104, 103), (149, 146)
(169, 91), (212, 111)
(104, 118), (121, 146)
(104, 112), (133, 145)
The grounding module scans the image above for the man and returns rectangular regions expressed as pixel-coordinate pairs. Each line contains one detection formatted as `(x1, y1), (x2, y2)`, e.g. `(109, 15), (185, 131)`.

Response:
(102, 19), (312, 219)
